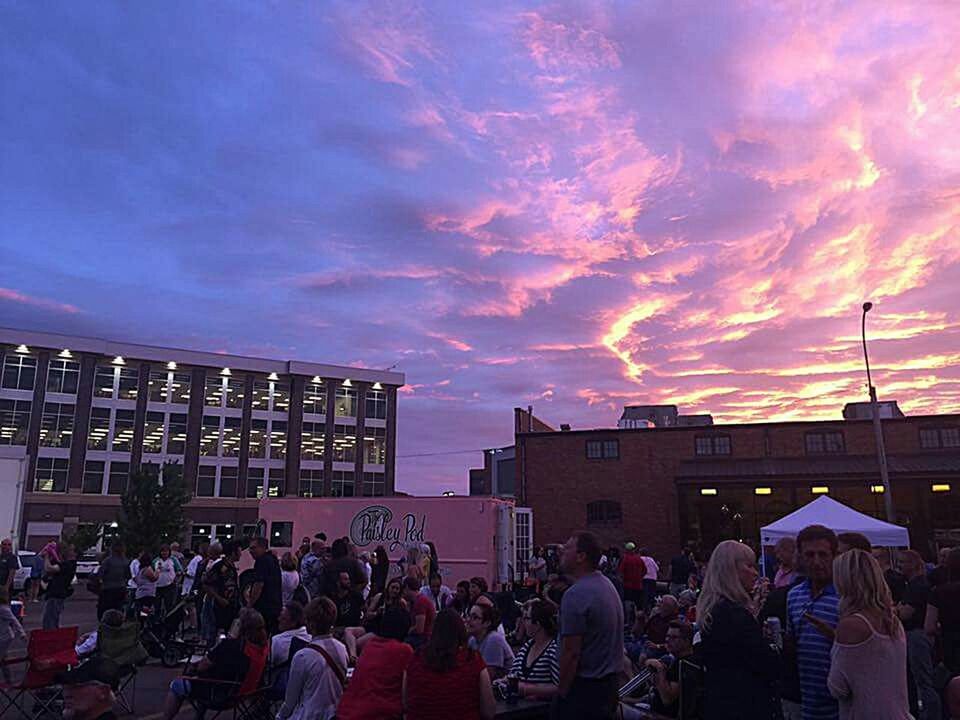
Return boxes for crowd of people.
[2,525,960,720]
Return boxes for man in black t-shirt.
[0,539,19,593]
[645,621,696,718]
[899,549,941,720]
[43,543,77,629]
[333,570,364,629]
[246,537,282,634]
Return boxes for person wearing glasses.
[466,601,515,681]
[504,599,560,700]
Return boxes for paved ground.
[7,587,190,719]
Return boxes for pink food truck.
[257,496,532,588]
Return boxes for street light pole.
[862,302,895,522]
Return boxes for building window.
[270,421,287,460]
[35,457,68,493]
[272,383,290,413]
[303,382,327,415]
[0,399,31,446]
[1,354,36,391]
[197,465,216,497]
[46,358,80,395]
[219,466,238,498]
[39,402,74,448]
[362,471,385,497]
[331,470,355,497]
[586,439,618,460]
[586,500,622,527]
[805,431,845,455]
[117,368,139,401]
[921,427,960,449]
[251,381,270,411]
[249,419,267,459]
[82,460,105,494]
[333,425,356,463]
[107,461,129,495]
[204,377,223,407]
[301,422,325,461]
[148,372,169,403]
[695,435,732,456]
[94,366,115,398]
[200,416,220,457]
[221,417,242,458]
[363,426,386,465]
[299,469,324,497]
[167,413,187,455]
[365,390,387,420]
[270,522,293,548]
[170,373,191,404]
[335,387,357,417]
[112,410,135,452]
[246,467,264,499]
[143,412,165,454]
[224,380,245,409]
[88,407,110,450]
[268,468,285,497]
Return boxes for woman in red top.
[403,609,496,720]
[337,606,414,720]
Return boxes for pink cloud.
[0,288,80,315]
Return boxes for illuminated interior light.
[312,376,322,383]
[932,484,951,493]
[372,382,383,390]
[700,488,718,496]
[15,344,29,354]
[167,361,177,370]
[268,372,279,381]
[342,378,352,387]
[59,349,72,358]
[754,487,772,496]
[112,356,125,365]
[812,486,830,494]
[870,485,885,494]
[220,368,231,376]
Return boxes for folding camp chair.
[184,641,270,719]
[93,620,149,714]
[0,626,78,719]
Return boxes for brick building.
[514,407,960,562]
[0,328,403,549]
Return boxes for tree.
[64,523,103,554]
[117,462,190,557]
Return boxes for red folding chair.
[183,641,270,719]
[0,626,79,719]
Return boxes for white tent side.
[760,495,909,547]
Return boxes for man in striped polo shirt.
[787,524,840,720]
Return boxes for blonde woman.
[696,540,779,720]
[827,549,910,719]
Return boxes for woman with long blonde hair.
[696,541,779,719]
[828,549,909,719]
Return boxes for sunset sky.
[2,2,959,494]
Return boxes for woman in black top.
[926,547,960,672]
[370,546,389,598]
[696,540,779,720]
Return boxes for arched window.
[586,500,622,528]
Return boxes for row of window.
[1,354,389,419]
[33,457,385,498]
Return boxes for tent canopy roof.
[760,495,909,547]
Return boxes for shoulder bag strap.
[305,643,348,688]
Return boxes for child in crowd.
[0,588,26,682]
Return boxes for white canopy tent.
[760,495,910,547]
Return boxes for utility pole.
[862,302,895,522]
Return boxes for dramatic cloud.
[2,1,959,493]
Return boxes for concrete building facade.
[0,328,403,549]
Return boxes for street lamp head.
[862,301,873,313]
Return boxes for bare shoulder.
[835,615,872,644]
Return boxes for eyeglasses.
[468,613,483,620]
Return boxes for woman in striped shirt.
[507,599,560,700]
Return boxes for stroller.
[138,598,195,667]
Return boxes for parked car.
[13,550,35,593]
[75,552,100,578]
